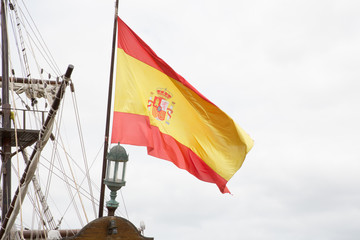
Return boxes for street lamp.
[104,143,128,216]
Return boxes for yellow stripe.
[114,49,253,180]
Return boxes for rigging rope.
[57,125,89,224]
[35,143,105,222]
[37,157,100,205]
[42,96,85,227]
[18,0,61,75]
[9,0,31,79]
[70,88,97,219]
[9,0,58,109]
[10,164,43,231]
[10,76,25,239]
[43,103,61,201]
[51,142,85,227]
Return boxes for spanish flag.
[111,17,253,193]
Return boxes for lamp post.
[104,143,128,216]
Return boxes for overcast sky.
[16,0,360,239]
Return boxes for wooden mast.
[1,0,12,224]
[99,0,119,218]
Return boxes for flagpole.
[99,0,119,218]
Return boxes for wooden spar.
[0,65,74,240]
[21,229,80,239]
[0,76,59,85]
[99,0,119,218]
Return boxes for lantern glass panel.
[107,160,115,181]
[115,162,124,182]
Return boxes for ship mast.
[1,0,12,222]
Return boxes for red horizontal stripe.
[111,111,230,193]
[117,17,214,105]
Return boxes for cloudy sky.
[13,0,360,239]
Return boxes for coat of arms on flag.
[148,88,174,124]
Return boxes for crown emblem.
[156,88,172,99]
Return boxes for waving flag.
[111,17,253,193]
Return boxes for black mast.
[98,0,119,218]
[1,0,12,222]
